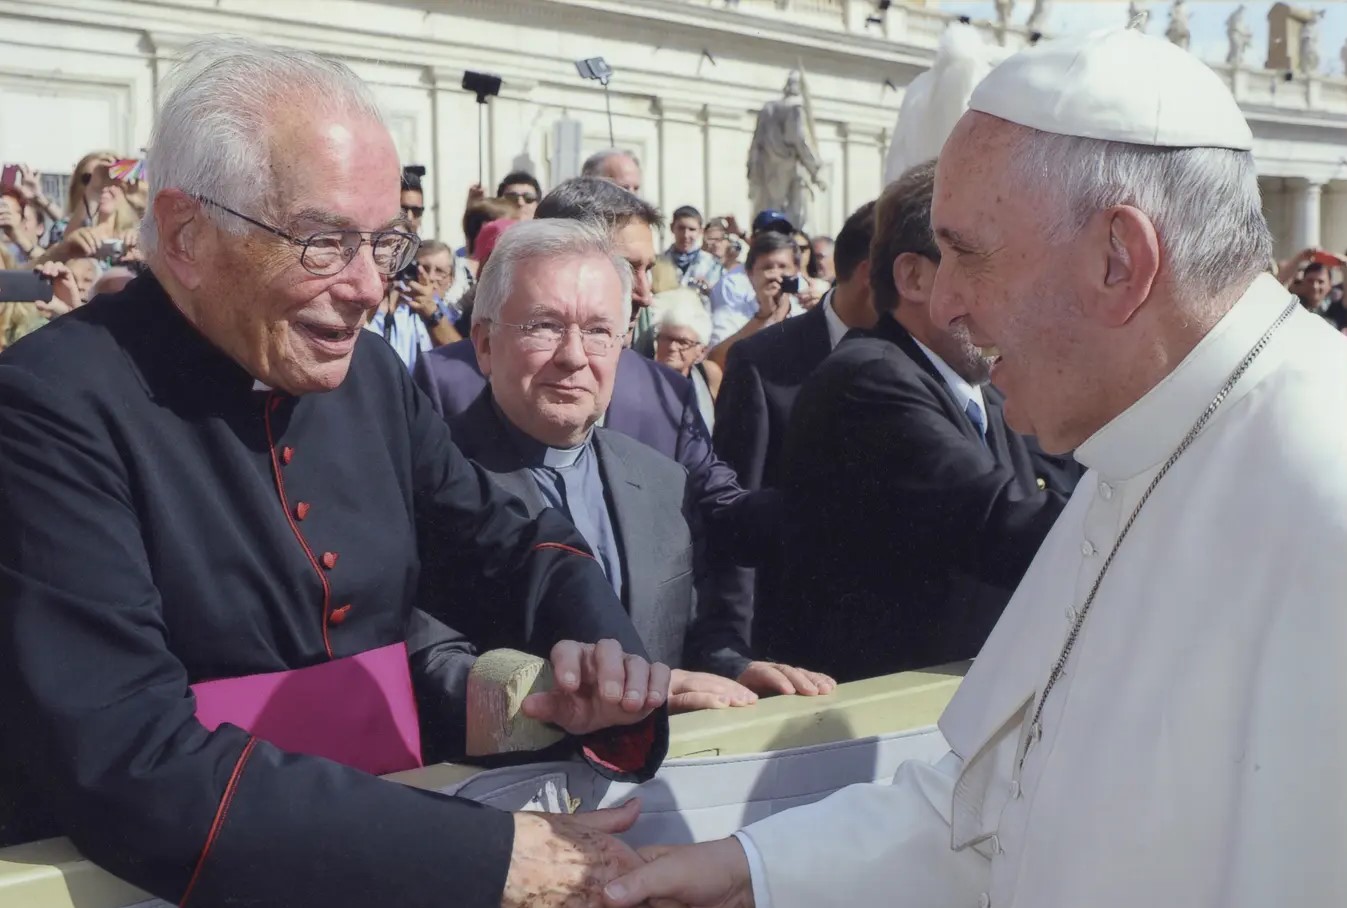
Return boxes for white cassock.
[736,273,1347,907]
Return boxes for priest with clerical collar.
[410,218,833,720]
[0,37,673,908]
[604,28,1347,908]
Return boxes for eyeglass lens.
[302,231,416,276]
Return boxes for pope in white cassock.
[604,27,1347,908]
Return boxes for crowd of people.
[0,23,1344,908]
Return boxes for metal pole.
[478,101,487,186]
[603,82,615,147]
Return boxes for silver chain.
[1017,298,1298,774]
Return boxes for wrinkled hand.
[604,837,755,908]
[32,261,80,318]
[795,277,829,310]
[737,661,836,697]
[520,639,669,737]
[504,799,647,908]
[669,668,757,712]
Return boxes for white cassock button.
[1010,779,1022,799]
[1081,540,1096,557]
[1066,606,1078,622]
[979,893,992,908]
[1099,481,1113,500]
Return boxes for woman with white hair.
[653,287,721,430]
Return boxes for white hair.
[471,219,633,326]
[654,288,712,346]
[1007,127,1272,301]
[581,148,641,177]
[140,36,390,255]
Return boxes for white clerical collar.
[822,290,848,350]
[252,379,271,391]
[912,337,986,423]
[1075,273,1296,482]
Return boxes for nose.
[551,325,589,370]
[633,268,652,307]
[928,261,966,330]
[332,244,387,312]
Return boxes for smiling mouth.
[299,322,359,342]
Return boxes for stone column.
[654,99,709,216]
[704,104,751,222]
[1295,178,1324,251]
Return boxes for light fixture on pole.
[575,57,616,147]
[462,70,502,186]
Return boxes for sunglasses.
[502,191,539,204]
[402,205,425,218]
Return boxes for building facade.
[2,0,1346,255]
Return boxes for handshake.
[505,801,753,908]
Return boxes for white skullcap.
[968,29,1253,150]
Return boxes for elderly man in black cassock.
[0,36,672,908]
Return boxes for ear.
[470,320,492,379]
[152,189,206,291]
[1097,206,1159,328]
[893,252,937,305]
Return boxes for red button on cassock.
[329,604,352,625]
[282,446,294,465]
[295,501,310,521]
[321,551,339,570]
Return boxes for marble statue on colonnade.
[1226,5,1252,66]
[747,70,827,231]
[1127,0,1151,32]
[1300,10,1324,75]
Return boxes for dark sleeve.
[404,372,666,780]
[411,349,447,418]
[681,473,754,680]
[0,366,514,908]
[824,359,1066,589]
[712,344,769,489]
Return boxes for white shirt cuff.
[732,830,774,908]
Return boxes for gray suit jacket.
[416,390,749,679]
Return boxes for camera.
[780,275,800,295]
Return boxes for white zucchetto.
[969,29,1254,150]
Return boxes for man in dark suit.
[712,203,878,635]
[760,160,1081,681]
[409,219,834,713]
[714,200,878,491]
[416,178,828,699]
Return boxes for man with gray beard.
[755,159,1078,682]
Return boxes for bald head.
[582,150,642,195]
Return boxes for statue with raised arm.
[1339,35,1347,77]
[1165,0,1190,50]
[1300,10,1324,75]
[1226,5,1251,66]
[747,70,826,231]
[1026,0,1052,34]
[1127,0,1150,32]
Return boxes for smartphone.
[780,275,800,294]
[0,270,53,304]
[96,238,125,260]
[0,165,19,191]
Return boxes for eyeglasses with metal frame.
[197,196,420,277]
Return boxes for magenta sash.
[191,641,423,776]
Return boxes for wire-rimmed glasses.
[488,318,624,356]
[197,196,420,277]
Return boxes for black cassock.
[0,274,664,908]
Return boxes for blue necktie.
[965,398,988,447]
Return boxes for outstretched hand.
[604,837,756,908]
[520,639,670,737]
